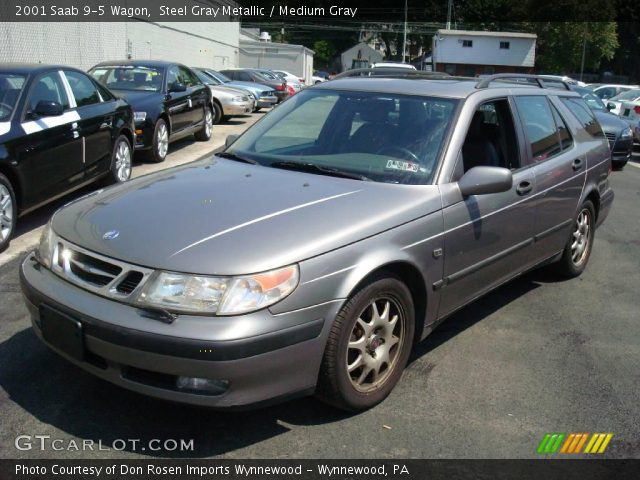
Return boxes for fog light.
[176,376,229,395]
[135,129,143,135]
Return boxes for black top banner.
[0,0,629,22]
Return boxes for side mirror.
[458,166,513,197]
[607,102,615,111]
[169,83,187,93]
[34,100,64,117]
[225,134,239,148]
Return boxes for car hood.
[209,85,250,98]
[52,157,440,275]
[110,89,162,111]
[227,81,272,93]
[594,110,629,135]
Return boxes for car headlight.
[133,111,147,122]
[621,127,632,138]
[232,96,245,102]
[136,265,299,315]
[36,220,55,268]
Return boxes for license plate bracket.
[40,305,85,362]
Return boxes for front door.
[17,71,83,209]
[165,65,193,134]
[439,98,538,317]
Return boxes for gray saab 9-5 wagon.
[21,73,613,411]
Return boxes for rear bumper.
[20,254,338,408]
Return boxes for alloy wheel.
[205,109,213,137]
[114,140,132,182]
[157,123,169,159]
[347,297,404,392]
[0,184,14,242]
[571,208,591,266]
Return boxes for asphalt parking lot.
[0,130,638,459]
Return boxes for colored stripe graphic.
[541,433,613,454]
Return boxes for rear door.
[512,95,586,262]
[439,98,538,317]
[16,70,83,208]
[63,70,113,180]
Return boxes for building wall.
[340,42,383,72]
[0,21,240,70]
[239,42,314,84]
[434,34,536,68]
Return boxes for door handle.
[516,180,533,196]
[572,158,583,171]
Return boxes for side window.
[560,97,604,138]
[167,66,179,90]
[64,71,101,107]
[178,66,200,87]
[514,96,562,162]
[461,99,520,173]
[596,87,615,99]
[28,72,69,112]
[550,104,573,152]
[238,72,252,82]
[94,81,114,101]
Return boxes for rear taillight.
[633,105,640,114]
[275,84,285,91]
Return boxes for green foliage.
[313,40,336,67]
[527,22,618,73]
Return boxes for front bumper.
[20,254,338,408]
[133,121,155,151]
[222,101,253,116]
[612,136,633,164]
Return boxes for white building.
[432,29,537,76]
[0,20,240,71]
[239,29,314,84]
[339,42,384,72]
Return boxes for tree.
[312,40,336,68]
[528,22,618,74]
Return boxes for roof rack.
[475,74,572,90]
[333,68,452,80]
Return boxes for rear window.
[560,97,604,138]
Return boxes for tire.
[316,274,415,411]
[553,200,596,278]
[221,115,231,122]
[145,118,169,163]
[253,107,261,113]
[194,106,213,141]
[211,102,222,125]
[0,173,17,253]
[612,161,626,171]
[104,134,132,185]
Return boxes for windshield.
[226,89,457,185]
[0,73,26,121]
[208,70,231,83]
[90,65,164,92]
[610,89,640,102]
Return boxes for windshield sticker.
[385,160,419,173]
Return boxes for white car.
[371,62,417,70]
[273,70,304,91]
[617,98,640,141]
[591,84,639,100]
[605,88,640,115]
[538,75,587,87]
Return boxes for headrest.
[358,98,395,123]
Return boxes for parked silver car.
[192,68,253,123]
[21,73,613,411]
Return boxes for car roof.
[91,60,177,69]
[313,76,581,100]
[0,63,84,75]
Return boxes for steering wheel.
[376,146,420,164]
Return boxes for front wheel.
[316,275,415,411]
[0,173,17,253]
[195,107,213,141]
[145,119,169,163]
[104,135,132,185]
[553,200,596,278]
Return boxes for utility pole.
[446,0,453,30]
[402,0,408,63]
[580,23,588,81]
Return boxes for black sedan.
[219,69,289,103]
[89,61,213,163]
[572,86,633,170]
[0,63,134,252]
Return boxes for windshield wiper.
[270,161,370,181]
[216,151,258,164]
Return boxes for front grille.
[604,132,617,150]
[52,238,153,301]
[261,91,276,97]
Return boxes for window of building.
[462,40,473,47]
[500,41,510,49]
